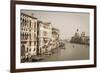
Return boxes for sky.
[21,10,90,40]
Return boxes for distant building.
[20,13,38,59]
[70,29,89,45]
[80,32,89,45]
[70,29,80,43]
[75,29,80,37]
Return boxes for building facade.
[52,27,59,50]
[81,32,89,45]
[70,29,89,45]
[20,12,60,61]
[20,13,38,59]
[37,21,52,55]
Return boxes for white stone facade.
[38,21,52,55]
[20,13,37,58]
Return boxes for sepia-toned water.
[41,42,89,62]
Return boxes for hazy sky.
[21,10,89,40]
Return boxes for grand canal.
[40,42,89,62]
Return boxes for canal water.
[41,42,89,62]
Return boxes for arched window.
[21,17,23,27]
[21,45,25,56]
[34,21,37,32]
[34,48,36,51]
[26,33,28,40]
[29,48,31,51]
[25,33,27,40]
[22,18,24,27]
[25,17,26,26]
[29,33,31,40]
[23,32,25,40]
[23,16,25,26]
[29,41,31,46]
[26,47,28,52]
[29,20,31,28]
[25,33,28,40]
[26,19,28,27]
